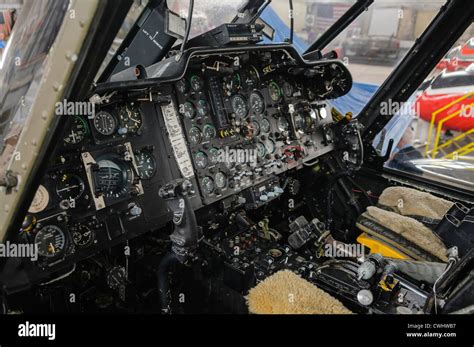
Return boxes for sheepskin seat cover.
[359,206,448,262]
[378,186,453,220]
[246,270,352,314]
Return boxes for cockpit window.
[376,23,474,191]
[166,0,249,39]
[0,1,69,179]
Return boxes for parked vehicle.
[436,38,474,71]
[416,68,474,132]
[341,35,400,62]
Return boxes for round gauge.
[188,126,202,145]
[93,111,117,136]
[282,81,294,98]
[201,176,215,195]
[190,75,204,92]
[34,225,66,258]
[28,185,50,214]
[215,172,227,189]
[194,151,208,170]
[196,99,210,117]
[249,91,265,114]
[209,147,220,165]
[231,95,248,120]
[242,65,260,89]
[256,142,266,158]
[63,116,88,146]
[231,73,241,90]
[203,124,216,140]
[56,174,85,201]
[260,118,271,133]
[71,224,94,248]
[94,155,134,198]
[277,116,290,132]
[241,122,256,140]
[134,151,156,180]
[268,81,282,102]
[293,113,306,138]
[251,121,260,136]
[225,73,242,93]
[180,101,196,119]
[265,139,276,154]
[176,78,189,94]
[118,104,143,133]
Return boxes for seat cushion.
[246,270,352,314]
[378,186,453,224]
[357,206,448,262]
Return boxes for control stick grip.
[159,179,200,258]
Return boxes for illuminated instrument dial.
[231,95,248,120]
[63,116,88,145]
[94,155,134,198]
[190,74,204,92]
[215,172,227,189]
[56,174,85,201]
[249,91,265,114]
[203,124,216,140]
[71,224,94,248]
[196,99,210,117]
[118,104,143,133]
[194,151,208,170]
[268,81,282,102]
[93,111,117,136]
[201,176,215,195]
[28,185,50,214]
[34,225,66,258]
[180,101,196,119]
[260,118,271,133]
[134,151,156,180]
[188,126,202,145]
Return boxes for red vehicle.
[416,68,474,132]
[436,38,474,71]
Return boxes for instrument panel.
[173,49,349,205]
[17,45,351,282]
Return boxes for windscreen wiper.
[303,0,373,59]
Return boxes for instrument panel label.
[161,102,195,179]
